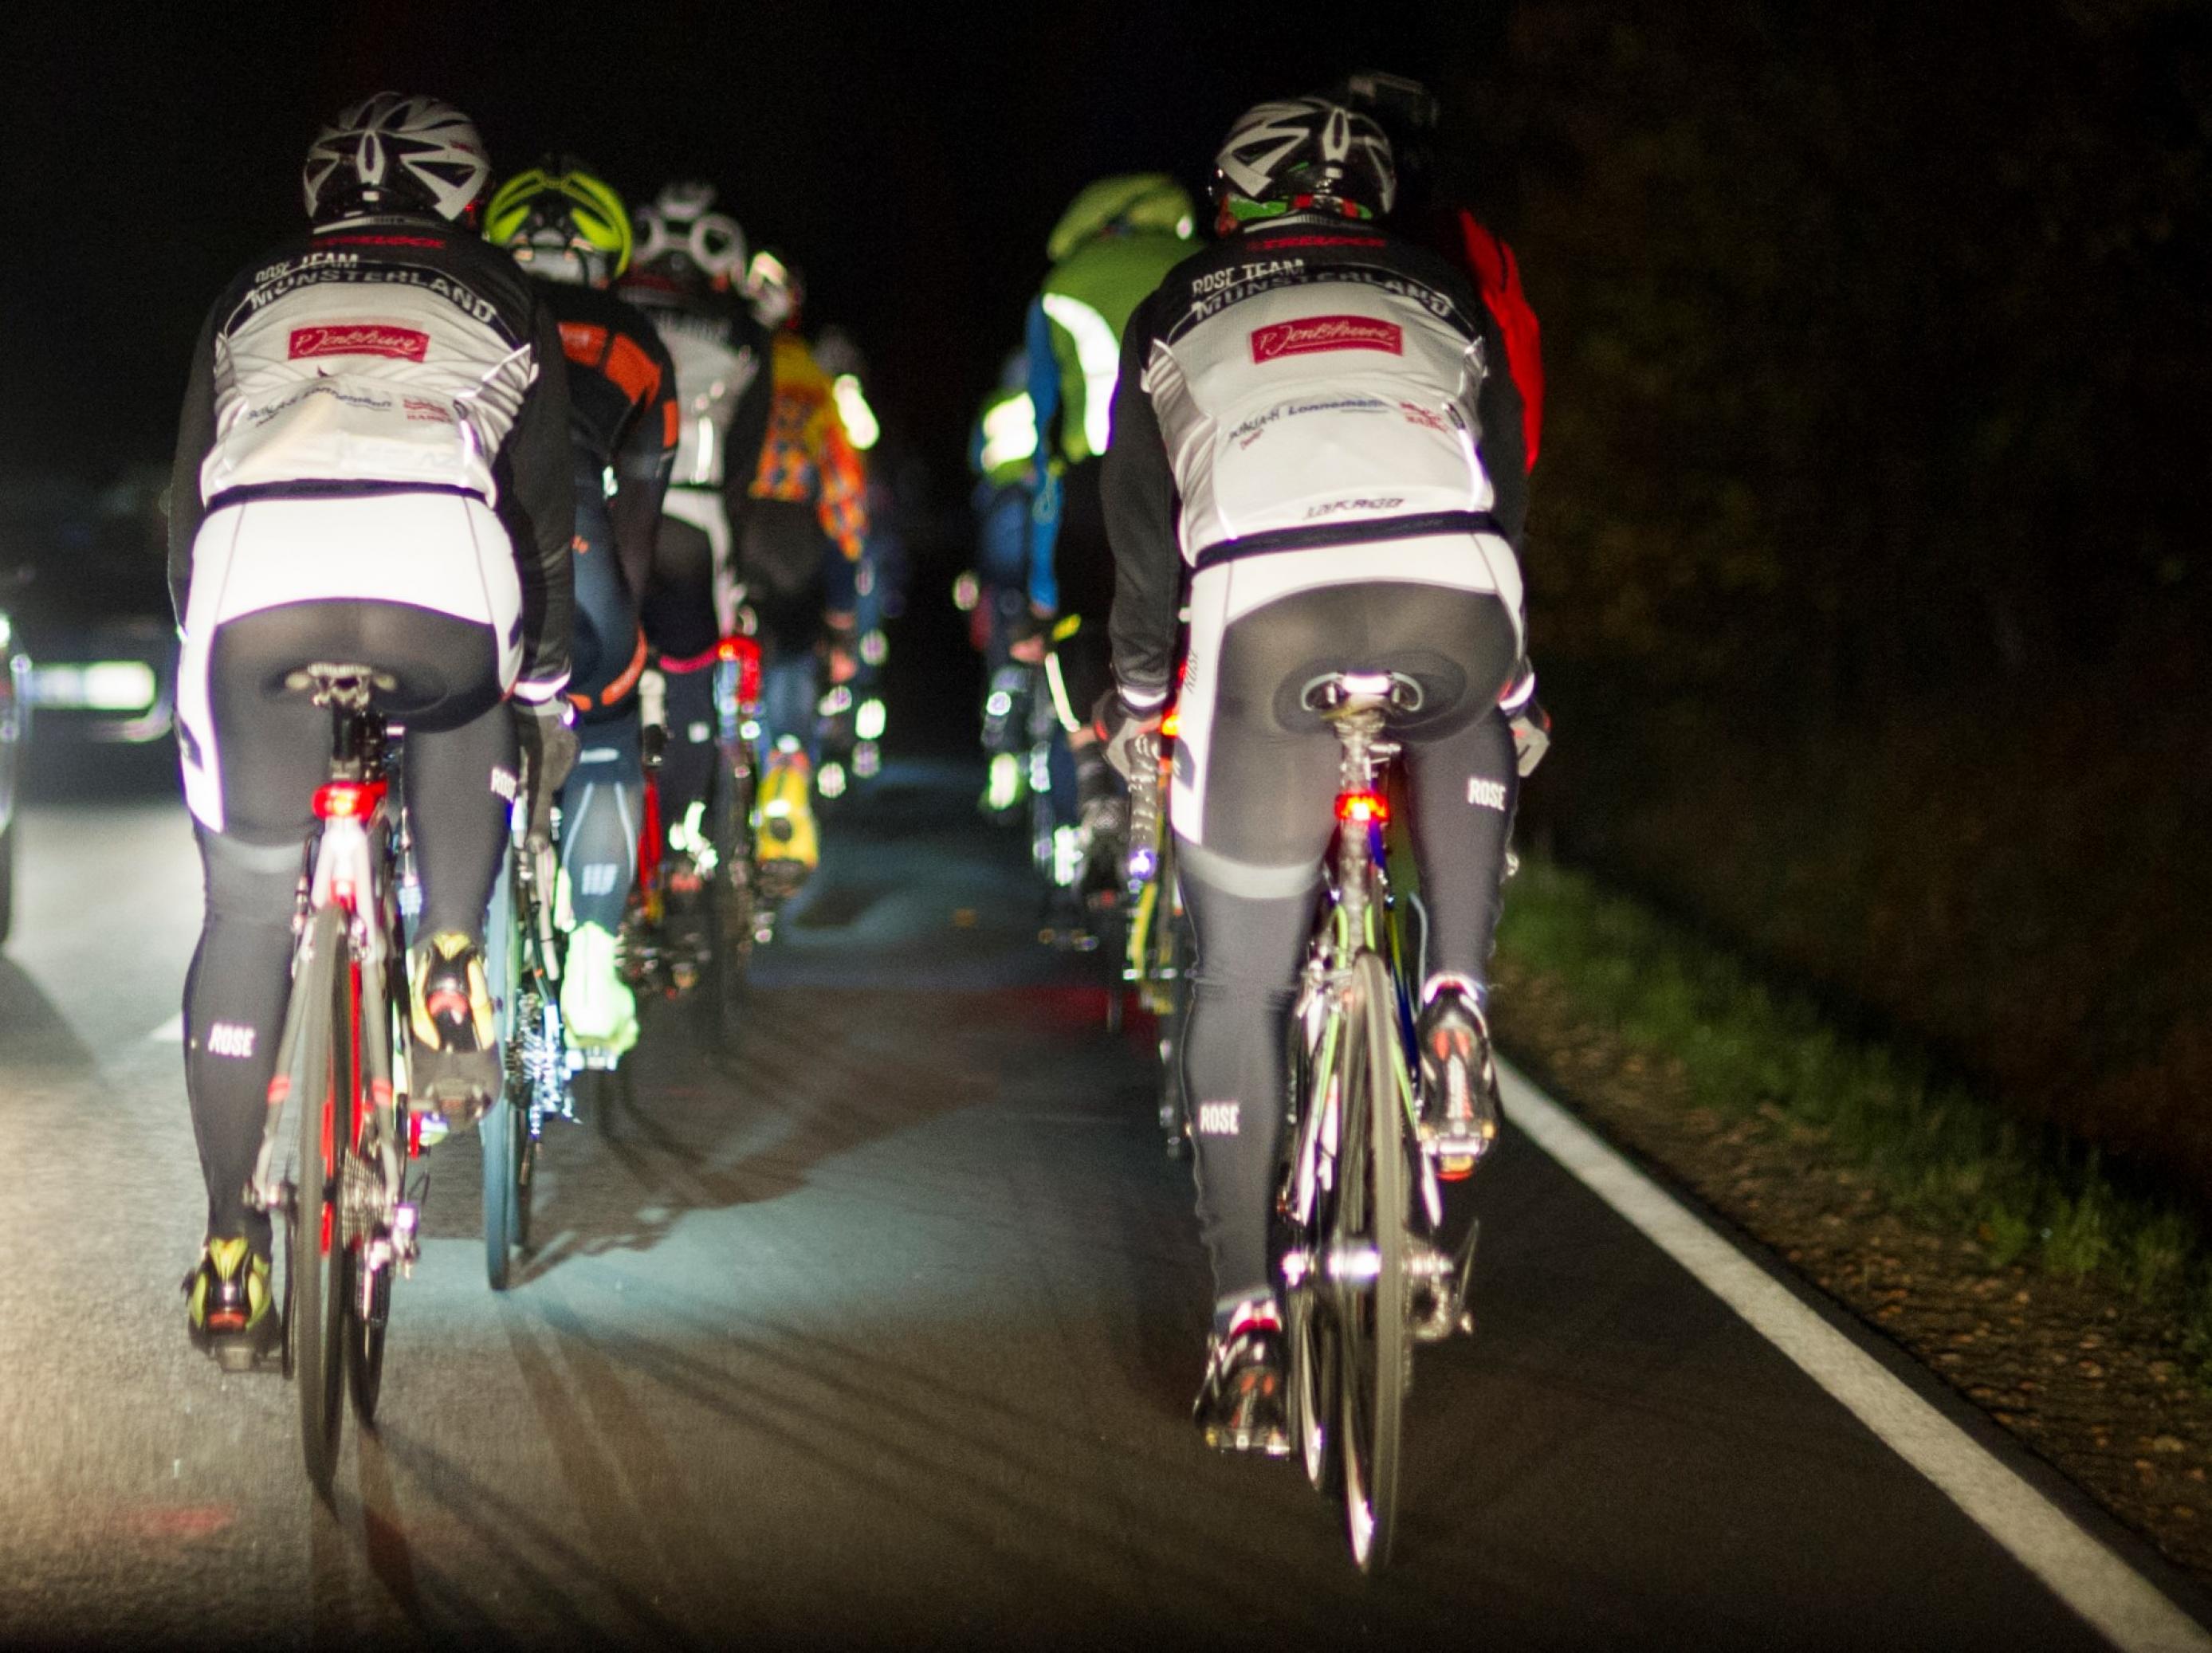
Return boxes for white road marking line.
[147,1013,183,1044]
[1499,1058,2212,1653]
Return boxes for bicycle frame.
[247,680,418,1298]
[1280,679,1479,1333]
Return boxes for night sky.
[2,0,1504,491]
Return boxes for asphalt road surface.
[2,757,2207,1651]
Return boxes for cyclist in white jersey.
[1098,97,1548,1451]
[170,94,576,1363]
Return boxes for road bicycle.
[1275,670,1483,1571]
[245,663,425,1491]
[664,634,764,1052]
[581,634,766,1064]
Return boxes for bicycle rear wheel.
[1338,950,1410,1571]
[342,946,390,1425]
[513,1125,536,1250]
[292,905,345,1490]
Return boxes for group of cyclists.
[175,71,1549,1468]
[176,94,879,1360]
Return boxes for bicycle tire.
[513,1125,536,1251]
[481,1093,517,1290]
[481,853,518,1289]
[578,1065,620,1140]
[701,750,755,1054]
[342,946,387,1426]
[1338,949,1409,1571]
[292,905,344,1491]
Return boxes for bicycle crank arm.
[1412,1219,1481,1345]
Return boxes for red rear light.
[717,634,763,703]
[1336,789,1389,826]
[312,781,382,820]
[1160,705,1181,740]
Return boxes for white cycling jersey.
[1144,281,1494,557]
[201,252,536,508]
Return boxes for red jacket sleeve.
[1457,210,1544,473]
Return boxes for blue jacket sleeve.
[1023,296,1062,613]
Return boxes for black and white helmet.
[633,180,749,291]
[302,92,492,225]
[1212,96,1397,218]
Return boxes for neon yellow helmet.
[1045,174,1196,263]
[485,156,633,286]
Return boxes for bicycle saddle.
[1300,670,1424,717]
[283,662,398,710]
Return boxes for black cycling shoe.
[408,931,500,1132]
[1193,1313,1291,1458]
[184,1237,281,1372]
[1417,984,1503,1179]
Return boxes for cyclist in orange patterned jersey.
[740,249,866,883]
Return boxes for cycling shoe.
[1193,1302,1291,1458]
[1417,981,1502,1179]
[184,1236,281,1372]
[408,931,499,1130]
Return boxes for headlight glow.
[29,660,158,712]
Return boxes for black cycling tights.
[1176,580,1520,1311]
[183,599,511,1251]
[557,707,643,936]
[642,513,720,846]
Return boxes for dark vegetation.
[1445,2,2212,1207]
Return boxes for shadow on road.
[0,960,95,1072]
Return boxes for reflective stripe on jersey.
[1040,293,1121,458]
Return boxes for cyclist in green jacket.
[1021,175,1195,881]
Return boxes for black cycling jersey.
[617,272,772,532]
[537,280,680,597]
[170,214,577,697]
[1102,216,1529,705]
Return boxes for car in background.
[0,595,27,945]
[4,465,178,768]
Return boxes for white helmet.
[632,181,749,290]
[302,92,492,225]
[1213,96,1396,218]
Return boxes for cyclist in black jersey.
[486,159,679,1058]
[619,182,773,870]
[171,94,576,1362]
[1098,97,1546,1451]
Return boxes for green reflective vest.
[1038,229,1192,466]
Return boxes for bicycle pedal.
[214,1342,262,1376]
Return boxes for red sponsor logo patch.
[288,324,430,363]
[1249,315,1404,363]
